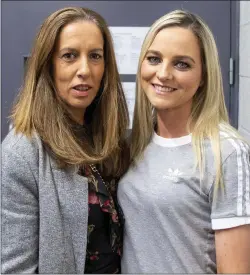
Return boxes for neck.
[70,109,85,126]
[156,107,192,138]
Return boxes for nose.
[77,57,90,78]
[156,63,173,81]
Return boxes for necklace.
[89,164,110,193]
[89,164,125,227]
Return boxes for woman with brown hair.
[2,7,129,274]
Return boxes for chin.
[149,99,171,111]
[154,105,171,111]
[72,99,94,109]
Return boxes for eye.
[61,52,77,61]
[146,56,161,65]
[175,61,190,70]
[90,53,103,60]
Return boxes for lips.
[73,84,92,91]
[153,84,177,93]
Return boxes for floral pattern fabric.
[81,165,123,274]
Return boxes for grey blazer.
[2,130,89,273]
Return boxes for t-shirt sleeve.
[210,140,250,230]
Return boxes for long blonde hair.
[131,9,242,187]
[11,7,129,177]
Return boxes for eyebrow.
[90,48,104,53]
[174,55,195,64]
[59,47,104,53]
[146,50,196,63]
[146,50,162,56]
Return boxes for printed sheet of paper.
[109,27,150,74]
[122,82,136,128]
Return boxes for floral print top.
[81,165,123,274]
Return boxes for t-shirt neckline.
[152,132,192,147]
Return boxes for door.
[1,1,236,140]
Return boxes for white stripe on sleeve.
[220,132,247,216]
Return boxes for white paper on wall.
[109,27,150,75]
[122,82,136,129]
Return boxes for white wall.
[239,1,250,142]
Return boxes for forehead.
[149,26,201,57]
[56,20,104,48]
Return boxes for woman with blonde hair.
[118,10,250,273]
[2,7,129,274]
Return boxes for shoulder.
[219,129,250,164]
[2,129,45,176]
[1,130,43,203]
[2,129,42,158]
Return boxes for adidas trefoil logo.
[163,168,183,183]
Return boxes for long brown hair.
[11,7,129,177]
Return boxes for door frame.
[229,0,240,128]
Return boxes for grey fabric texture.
[118,132,250,273]
[2,130,89,274]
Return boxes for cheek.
[177,71,202,90]
[53,66,72,98]
[54,63,72,84]
[99,66,105,80]
[94,65,105,83]
[141,62,154,82]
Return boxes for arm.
[2,147,39,273]
[210,139,250,273]
[215,225,250,273]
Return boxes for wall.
[239,1,250,142]
[0,1,236,139]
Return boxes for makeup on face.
[53,21,105,124]
[141,26,202,114]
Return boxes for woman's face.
[141,26,203,116]
[53,20,105,124]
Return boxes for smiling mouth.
[152,84,177,93]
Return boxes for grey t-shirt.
[118,131,250,273]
